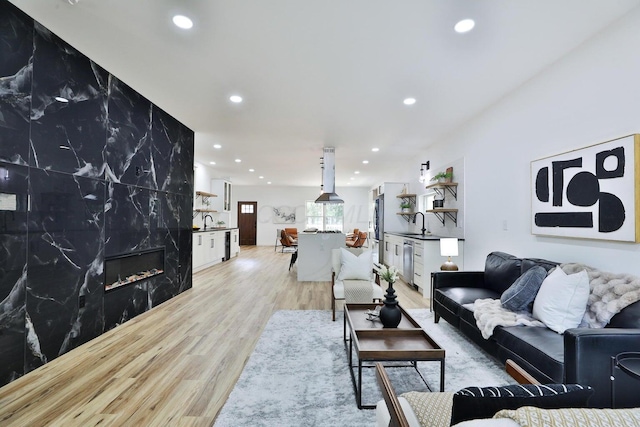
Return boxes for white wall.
[419,8,640,274]
[233,185,370,246]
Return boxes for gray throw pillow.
[500,266,547,312]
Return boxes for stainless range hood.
[315,147,344,203]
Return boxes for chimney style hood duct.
[315,147,344,203]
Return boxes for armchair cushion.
[332,280,384,300]
[337,248,372,281]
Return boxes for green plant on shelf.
[430,171,452,182]
[399,202,412,209]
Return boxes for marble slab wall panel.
[105,182,151,257]
[151,106,195,195]
[106,77,153,188]
[29,24,109,178]
[0,2,33,165]
[25,169,105,373]
[0,162,28,386]
[0,0,195,386]
[149,191,180,306]
[103,282,149,332]
[178,193,193,292]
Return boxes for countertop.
[384,232,464,241]
[192,227,238,233]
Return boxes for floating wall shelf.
[194,191,219,218]
[425,182,458,200]
[425,208,458,226]
[396,194,417,222]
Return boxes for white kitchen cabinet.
[193,233,206,270]
[413,239,464,298]
[211,179,232,212]
[193,231,225,273]
[231,229,240,257]
[383,233,404,275]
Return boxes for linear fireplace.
[105,247,165,292]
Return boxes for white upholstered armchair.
[331,248,384,321]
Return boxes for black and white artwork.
[531,135,639,242]
[272,206,296,224]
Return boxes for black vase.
[379,280,401,328]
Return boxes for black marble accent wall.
[0,0,194,386]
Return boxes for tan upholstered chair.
[331,248,383,321]
[346,231,368,248]
[345,228,359,245]
[280,229,298,252]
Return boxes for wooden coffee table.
[344,303,445,409]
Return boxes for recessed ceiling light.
[54,96,69,103]
[354,171,360,174]
[213,144,222,149]
[209,161,216,165]
[259,176,264,179]
[371,148,379,152]
[229,95,243,103]
[235,159,241,163]
[362,160,369,164]
[249,169,255,172]
[454,19,475,33]
[403,98,416,106]
[172,15,193,30]
[350,177,354,180]
[267,181,272,184]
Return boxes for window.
[240,204,254,214]
[305,201,343,231]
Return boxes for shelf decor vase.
[379,280,401,328]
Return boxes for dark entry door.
[238,201,257,245]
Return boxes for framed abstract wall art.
[531,134,640,242]
[272,206,296,224]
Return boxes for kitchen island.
[297,231,346,281]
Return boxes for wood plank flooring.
[0,246,429,426]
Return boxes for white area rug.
[213,309,515,427]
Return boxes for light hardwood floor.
[0,246,429,426]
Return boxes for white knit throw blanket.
[342,280,372,303]
[472,299,545,339]
[560,263,640,328]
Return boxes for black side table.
[611,352,640,408]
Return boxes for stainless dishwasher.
[403,240,414,286]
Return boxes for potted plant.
[215,220,226,228]
[399,202,412,213]
[430,171,453,183]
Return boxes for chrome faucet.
[203,214,213,229]
[413,212,427,235]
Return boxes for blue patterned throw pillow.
[451,383,593,424]
[500,266,547,312]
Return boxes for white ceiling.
[9,0,640,188]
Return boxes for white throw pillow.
[532,267,590,334]
[337,248,372,281]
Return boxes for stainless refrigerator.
[374,182,410,263]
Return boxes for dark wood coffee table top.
[346,303,422,330]
[344,303,444,361]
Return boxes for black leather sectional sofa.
[433,251,640,408]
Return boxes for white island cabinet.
[297,232,346,281]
